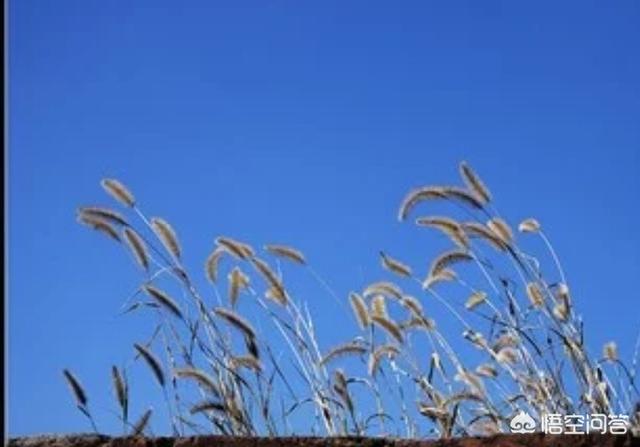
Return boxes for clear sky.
[8,0,640,436]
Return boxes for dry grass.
[65,164,640,438]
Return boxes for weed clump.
[66,162,640,438]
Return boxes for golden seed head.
[556,283,571,306]
[174,368,219,395]
[111,366,127,412]
[475,364,498,378]
[368,344,400,376]
[371,315,403,343]
[62,369,88,407]
[264,244,306,265]
[465,291,487,310]
[553,302,569,322]
[518,218,541,233]
[416,216,469,248]
[603,341,618,362]
[462,222,508,251]
[496,347,519,365]
[251,257,287,306]
[459,161,492,205]
[216,237,255,260]
[422,268,457,289]
[143,285,183,319]
[487,218,513,244]
[320,341,367,366]
[78,206,128,226]
[526,283,545,308]
[349,293,370,329]
[77,213,121,242]
[214,307,257,340]
[428,249,472,279]
[123,228,149,271]
[380,252,412,277]
[370,295,388,319]
[228,267,250,307]
[133,343,165,387]
[398,186,446,221]
[151,217,181,259]
[101,178,135,207]
[400,295,423,316]
[205,247,226,283]
[363,281,403,300]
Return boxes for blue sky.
[8,0,640,436]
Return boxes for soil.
[7,434,640,447]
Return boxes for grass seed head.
[132,409,152,436]
[380,251,412,277]
[190,401,226,415]
[370,295,388,319]
[111,366,127,413]
[151,217,181,259]
[400,295,424,317]
[349,292,370,329]
[62,369,88,408]
[526,283,544,308]
[143,285,183,319]
[415,216,469,248]
[320,341,367,366]
[423,268,457,289]
[459,161,492,205]
[368,344,400,376]
[78,206,128,226]
[487,218,513,244]
[264,244,306,265]
[465,291,487,310]
[398,186,447,221]
[123,228,149,270]
[134,343,165,387]
[228,267,250,307]
[371,315,404,343]
[230,355,262,373]
[440,186,484,209]
[519,218,541,233]
[175,368,220,395]
[205,246,226,283]
[603,342,618,362]
[553,302,570,322]
[216,237,255,260]
[475,364,498,378]
[496,347,519,365]
[363,281,403,300]
[77,214,121,242]
[251,257,287,305]
[101,178,136,207]
[214,307,257,340]
[463,222,508,251]
[429,249,472,278]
